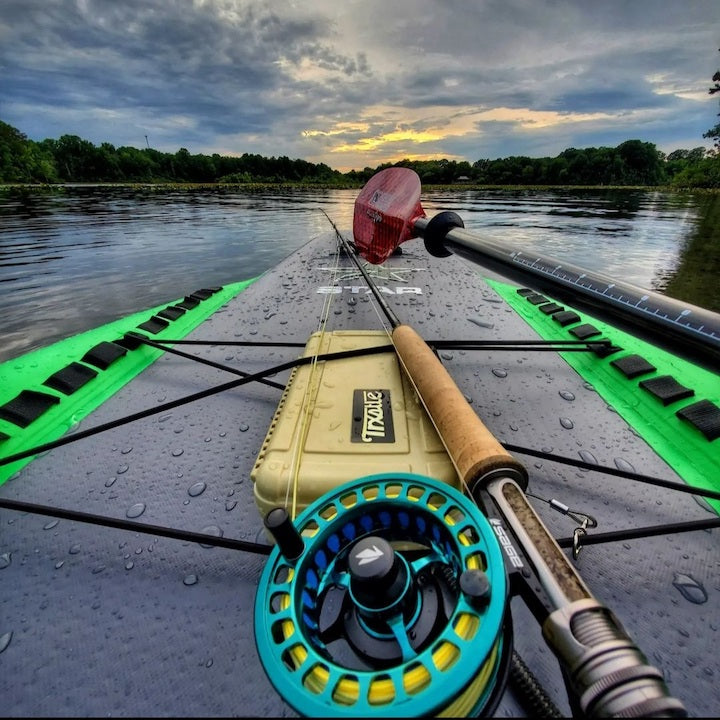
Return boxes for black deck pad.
[0,389,60,427]
[81,340,129,369]
[43,361,98,395]
[676,399,720,441]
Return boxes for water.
[1,185,719,364]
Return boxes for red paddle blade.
[353,167,426,264]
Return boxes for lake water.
[1,185,719,363]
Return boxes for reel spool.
[254,473,510,717]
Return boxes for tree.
[0,121,58,182]
[704,49,720,152]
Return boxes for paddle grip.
[392,324,527,489]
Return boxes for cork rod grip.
[392,324,527,487]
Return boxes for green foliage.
[466,140,668,186]
[1,118,719,188]
[703,49,720,151]
[670,157,720,188]
[0,121,58,182]
[0,121,347,185]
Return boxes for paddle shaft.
[414,215,720,369]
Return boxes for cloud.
[1,0,718,170]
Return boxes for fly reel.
[254,473,510,717]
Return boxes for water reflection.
[0,186,718,363]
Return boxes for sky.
[1,0,719,173]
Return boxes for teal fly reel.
[254,473,509,717]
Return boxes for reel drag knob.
[347,536,410,613]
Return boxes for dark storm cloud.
[0,0,359,147]
[1,0,718,168]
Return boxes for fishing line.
[321,209,402,329]
[285,227,345,517]
[320,211,568,718]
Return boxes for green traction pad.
[487,279,720,515]
[0,279,256,485]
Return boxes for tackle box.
[251,330,460,520]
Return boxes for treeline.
[0,121,345,185]
[347,141,719,188]
[1,119,719,188]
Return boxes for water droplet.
[204,437,212,443]
[54,560,64,569]
[239,423,249,432]
[69,544,81,555]
[171,448,184,457]
[0,553,11,569]
[559,390,575,401]
[188,481,206,497]
[205,658,214,668]
[692,494,715,514]
[541,446,554,453]
[492,368,508,378]
[92,564,105,575]
[105,477,116,488]
[559,417,574,429]
[225,500,237,511]
[184,574,199,586]
[579,450,598,465]
[440,351,454,361]
[173,425,184,434]
[200,525,223,549]
[125,561,134,571]
[509,423,519,431]
[672,572,708,604]
[0,632,12,654]
[613,457,636,474]
[126,503,146,519]
[43,519,59,530]
[117,463,129,474]
[158,414,173,423]
[468,318,495,329]
[121,446,133,455]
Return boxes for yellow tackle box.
[251,330,460,520]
